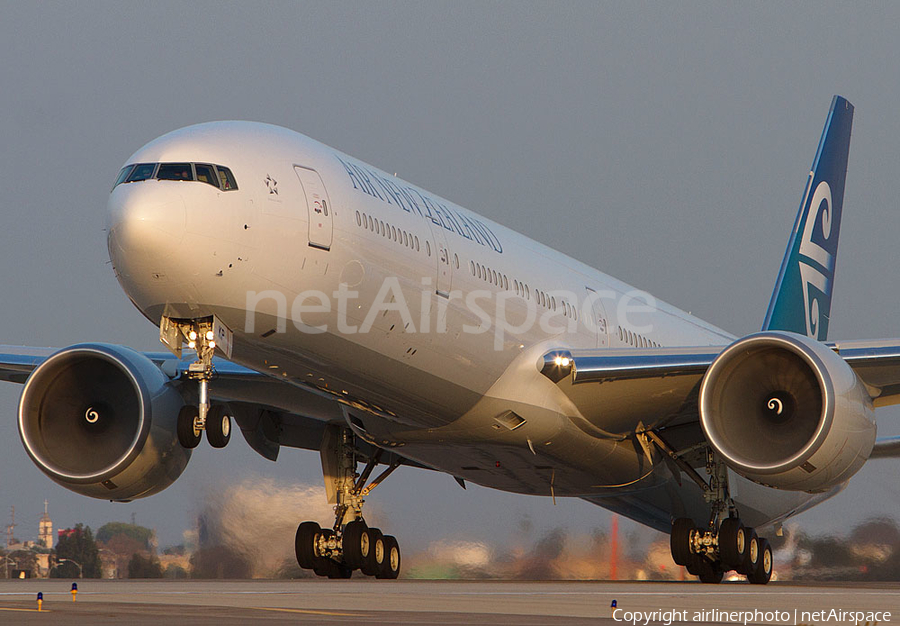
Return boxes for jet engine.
[18,343,190,501]
[699,331,875,492]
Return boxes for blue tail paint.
[762,95,854,341]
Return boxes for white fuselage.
[106,122,832,532]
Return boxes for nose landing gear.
[160,316,233,450]
[293,426,403,579]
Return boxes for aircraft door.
[585,287,609,347]
[426,221,452,297]
[294,165,332,250]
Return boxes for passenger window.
[157,163,194,181]
[195,163,219,188]
[126,163,157,183]
[415,236,419,251]
[426,241,431,256]
[113,165,135,189]
[216,165,238,190]
[454,253,459,269]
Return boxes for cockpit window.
[156,163,193,181]
[216,166,238,190]
[113,162,238,191]
[126,163,157,183]
[113,165,135,189]
[194,163,218,188]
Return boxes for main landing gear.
[161,317,233,451]
[294,427,403,579]
[670,515,773,584]
[660,443,773,584]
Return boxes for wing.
[0,345,369,463]
[541,339,900,455]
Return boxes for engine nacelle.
[18,343,190,501]
[699,332,875,492]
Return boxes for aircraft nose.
[106,183,186,283]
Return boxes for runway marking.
[253,607,365,617]
[0,607,51,613]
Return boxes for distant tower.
[38,500,53,549]
[5,506,15,548]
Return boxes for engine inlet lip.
[18,346,150,484]
[699,332,835,475]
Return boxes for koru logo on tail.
[798,180,833,339]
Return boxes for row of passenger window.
[352,208,579,324]
[468,261,578,321]
[617,326,659,348]
[113,162,238,191]
[355,210,428,256]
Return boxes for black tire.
[376,535,401,579]
[206,404,232,448]
[685,554,701,576]
[320,558,353,579]
[177,406,201,449]
[741,528,759,576]
[342,520,370,570]
[696,557,724,584]
[718,518,747,570]
[295,521,320,569]
[670,518,695,566]
[361,528,385,576]
[747,538,773,584]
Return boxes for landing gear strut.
[160,316,232,450]
[294,426,402,579]
[661,442,773,584]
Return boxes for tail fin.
[762,95,854,341]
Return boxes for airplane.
[4,95,899,584]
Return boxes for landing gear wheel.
[718,518,747,570]
[686,554,702,576]
[376,535,401,579]
[741,528,759,576]
[342,520,370,570]
[361,527,385,576]
[695,557,724,584]
[320,558,353,579]
[670,518,695,566]
[312,529,336,577]
[295,522,321,570]
[177,406,201,449]
[747,538,773,584]
[206,404,231,448]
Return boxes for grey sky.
[1,2,899,550]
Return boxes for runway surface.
[1,579,898,625]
